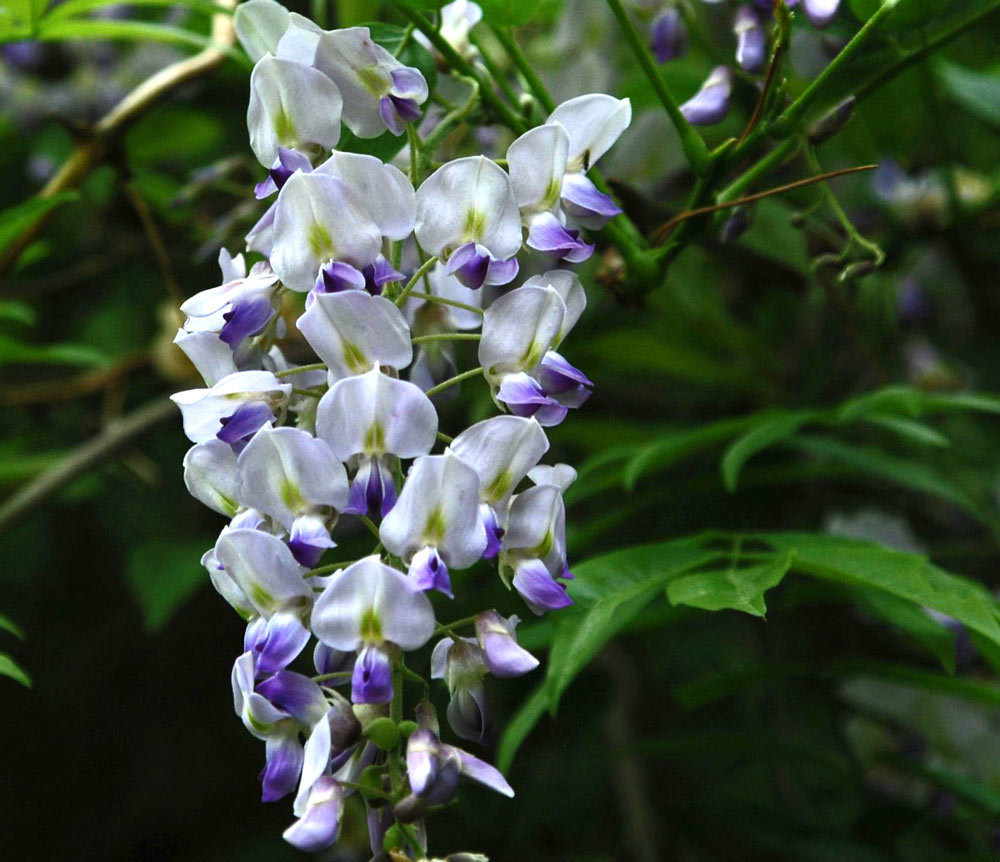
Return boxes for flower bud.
[807,96,855,146]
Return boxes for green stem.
[717,137,800,203]
[291,387,323,399]
[313,671,353,682]
[396,5,527,132]
[769,2,899,136]
[411,332,481,345]
[604,0,710,174]
[395,255,439,306]
[359,514,381,541]
[407,123,421,185]
[408,290,484,316]
[436,431,453,444]
[421,75,481,153]
[275,362,326,378]
[855,1,1000,103]
[433,614,478,636]
[468,31,522,108]
[490,25,555,113]
[424,366,483,398]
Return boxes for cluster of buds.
[634,0,843,126]
[170,0,631,856]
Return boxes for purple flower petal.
[256,671,328,726]
[245,612,311,675]
[560,173,622,229]
[680,66,733,126]
[526,213,595,263]
[391,66,429,100]
[803,0,840,28]
[282,776,343,852]
[311,260,367,302]
[512,558,573,614]
[255,147,313,200]
[497,372,569,427]
[651,8,687,63]
[362,254,404,295]
[452,746,515,797]
[220,295,275,347]
[314,641,354,680]
[288,515,336,568]
[409,546,453,598]
[261,731,304,802]
[734,7,767,72]
[445,242,491,290]
[351,644,393,704]
[217,401,273,451]
[475,610,539,678]
[480,504,505,560]
[344,457,398,518]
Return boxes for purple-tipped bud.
[680,66,733,126]
[409,546,453,598]
[512,558,573,614]
[380,93,424,136]
[219,295,275,347]
[345,456,398,518]
[352,644,394,704]
[537,351,593,408]
[475,611,539,678]
[288,515,336,568]
[560,173,622,229]
[310,260,367,303]
[734,6,767,72]
[255,671,327,726]
[807,96,855,145]
[719,206,753,244]
[651,8,687,63]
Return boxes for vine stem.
[490,25,556,113]
[604,0,710,174]
[394,255,439,306]
[275,362,327,378]
[424,366,484,398]
[407,290,484,316]
[768,1,900,136]
[651,163,877,246]
[411,332,481,345]
[0,0,238,279]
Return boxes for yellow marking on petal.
[541,177,562,210]
[308,222,334,259]
[358,64,389,95]
[484,470,512,502]
[360,607,382,643]
[342,339,369,375]
[363,423,386,454]
[280,478,305,512]
[273,107,295,144]
[423,507,447,544]
[464,208,486,239]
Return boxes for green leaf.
[477,0,552,25]
[836,385,925,422]
[863,415,950,447]
[622,417,752,491]
[721,410,819,492]
[0,653,31,687]
[495,682,548,774]
[41,0,230,24]
[758,533,1000,650]
[936,60,1000,128]
[0,335,108,368]
[848,0,968,29]
[0,613,25,640]
[0,193,79,262]
[886,755,1000,815]
[667,554,794,618]
[0,299,36,327]
[125,540,210,633]
[545,539,722,713]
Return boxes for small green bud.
[397,720,418,738]
[365,716,401,750]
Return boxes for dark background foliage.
[4,1,1000,860]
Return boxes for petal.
[314,641,353,678]
[430,637,454,680]
[680,66,733,126]
[296,290,412,380]
[415,156,523,260]
[270,171,382,291]
[449,415,549,507]
[238,427,348,530]
[408,546,453,598]
[351,644,394,704]
[173,330,237,387]
[215,528,311,618]
[274,12,322,63]
[479,285,566,383]
[288,515,336,568]
[446,685,487,742]
[507,123,569,212]
[475,611,539,677]
[512,558,573,613]
[247,55,343,167]
[315,151,416,241]
[233,0,290,62]
[312,260,366,296]
[526,212,594,262]
[217,402,275,451]
[452,746,515,797]
[547,93,632,171]
[503,483,565,563]
[559,172,622,229]
[261,728,304,802]
[444,241,491,290]
[204,548,256,619]
[734,7,767,72]
[496,373,568,427]
[527,463,578,492]
[257,670,329,727]
[183,439,240,516]
[311,555,436,651]
[651,8,687,63]
[294,714,331,816]
[522,269,587,345]
[406,727,440,795]
[247,609,311,674]
[803,0,840,28]
[283,776,344,853]
[245,201,277,257]
[171,370,290,444]
[315,367,438,461]
[379,453,488,570]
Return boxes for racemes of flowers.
[170,0,630,857]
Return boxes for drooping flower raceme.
[170,2,632,856]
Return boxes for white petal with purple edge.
[215,528,311,618]
[547,93,632,172]
[315,151,416,241]
[183,439,240,516]
[450,415,549,507]
[507,123,569,213]
[523,269,587,344]
[479,285,566,384]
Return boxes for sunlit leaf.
[721,410,819,492]
[0,613,25,640]
[667,554,794,617]
[0,653,31,687]
[0,335,108,368]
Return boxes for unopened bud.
[719,206,753,244]
[808,97,855,145]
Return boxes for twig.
[0,397,176,536]
[424,366,484,398]
[0,0,238,279]
[124,182,184,306]
[736,44,783,147]
[489,26,555,114]
[652,163,877,245]
[0,352,150,406]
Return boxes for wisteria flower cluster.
[169,0,630,856]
